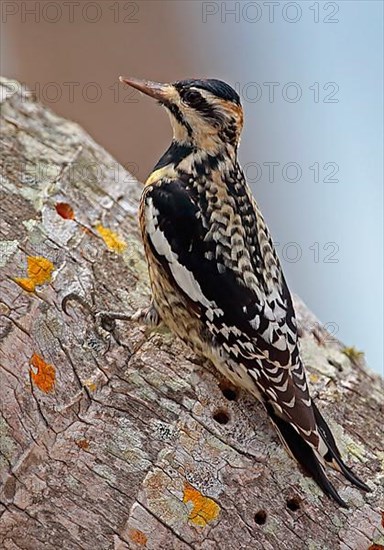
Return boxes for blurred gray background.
[1,0,382,374]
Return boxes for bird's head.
[120,76,243,153]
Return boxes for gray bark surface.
[0,77,383,550]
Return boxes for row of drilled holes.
[215,384,302,523]
[254,496,301,525]
[212,383,237,425]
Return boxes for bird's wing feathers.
[144,180,316,424]
[144,177,370,505]
[145,179,292,354]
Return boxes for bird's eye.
[183,90,202,106]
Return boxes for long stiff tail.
[311,402,370,492]
[266,402,370,507]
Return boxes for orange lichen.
[183,482,220,527]
[368,545,384,550]
[81,226,93,235]
[30,353,55,393]
[75,439,89,450]
[128,529,147,546]
[14,277,36,292]
[55,202,75,220]
[27,256,54,285]
[96,224,127,253]
[14,256,55,292]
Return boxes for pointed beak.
[119,76,173,101]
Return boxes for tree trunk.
[0,77,383,550]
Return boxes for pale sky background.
[1,1,383,374]
[176,1,383,374]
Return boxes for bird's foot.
[62,292,160,351]
[130,304,161,328]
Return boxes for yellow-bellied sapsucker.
[116,76,370,506]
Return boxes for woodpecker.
[114,76,372,506]
[65,75,369,507]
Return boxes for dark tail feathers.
[266,402,370,507]
[311,401,370,492]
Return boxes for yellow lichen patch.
[14,256,55,292]
[346,439,367,462]
[128,529,147,546]
[309,373,320,384]
[27,256,54,284]
[183,482,220,527]
[30,353,55,393]
[96,224,127,253]
[14,277,36,292]
[342,346,364,362]
[84,379,97,392]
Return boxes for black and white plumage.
[120,76,370,506]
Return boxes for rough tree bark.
[0,77,383,550]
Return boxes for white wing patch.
[145,197,213,309]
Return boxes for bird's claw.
[95,311,117,334]
[61,292,133,350]
[61,293,161,353]
[62,292,93,317]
